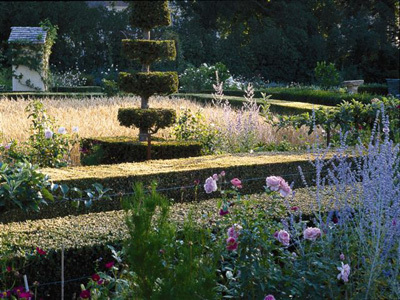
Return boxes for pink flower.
[18,291,33,299]
[303,227,321,241]
[230,178,242,188]
[340,253,345,261]
[273,231,279,238]
[36,247,47,255]
[264,295,276,300]
[212,173,219,180]
[91,274,100,282]
[227,224,242,239]
[226,237,238,251]
[220,171,226,177]
[80,289,91,299]
[6,266,12,272]
[278,179,291,197]
[337,262,350,282]
[266,176,281,191]
[219,209,229,216]
[12,286,25,295]
[291,206,299,212]
[204,177,218,194]
[105,261,115,269]
[277,230,290,246]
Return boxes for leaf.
[41,188,54,201]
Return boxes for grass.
[0,95,318,149]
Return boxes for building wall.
[12,65,45,92]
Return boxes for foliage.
[119,71,178,99]
[0,161,53,212]
[0,68,12,91]
[314,61,341,89]
[179,62,231,92]
[122,39,176,65]
[129,0,171,30]
[118,108,176,134]
[101,79,119,97]
[122,182,218,299]
[173,107,218,154]
[358,83,389,95]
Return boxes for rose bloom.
[212,173,219,180]
[105,261,115,269]
[303,227,322,241]
[204,177,218,194]
[80,289,91,299]
[226,237,238,251]
[227,224,242,239]
[219,209,229,216]
[337,262,351,282]
[264,295,276,300]
[266,176,282,191]
[277,230,290,246]
[91,273,100,282]
[279,179,292,197]
[230,178,242,188]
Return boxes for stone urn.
[386,79,400,97]
[342,80,364,94]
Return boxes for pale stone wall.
[12,65,45,92]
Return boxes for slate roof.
[8,27,47,44]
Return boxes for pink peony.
[226,237,238,251]
[340,253,345,261]
[337,262,350,282]
[264,295,276,300]
[204,177,218,194]
[303,227,322,241]
[230,178,242,188]
[277,230,290,246]
[266,176,282,191]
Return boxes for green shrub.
[49,86,102,93]
[122,39,176,65]
[358,83,388,95]
[118,108,176,132]
[102,79,120,96]
[179,62,231,92]
[129,0,171,30]
[119,71,178,98]
[80,137,202,165]
[315,61,341,89]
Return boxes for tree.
[118,1,178,159]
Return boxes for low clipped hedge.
[174,93,329,115]
[122,39,176,65]
[0,92,104,99]
[183,88,376,106]
[49,86,102,93]
[358,83,388,95]
[80,137,202,165]
[119,71,178,98]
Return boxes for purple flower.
[204,177,217,194]
[276,230,290,246]
[264,295,276,300]
[337,262,351,282]
[340,253,345,261]
[212,173,219,180]
[44,128,53,139]
[58,127,67,134]
[219,209,229,216]
[227,224,242,239]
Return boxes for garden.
[0,1,399,299]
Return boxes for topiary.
[118,0,178,156]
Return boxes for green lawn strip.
[173,93,332,114]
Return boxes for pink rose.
[226,237,238,251]
[279,179,292,197]
[230,178,242,188]
[303,227,321,241]
[220,171,226,177]
[337,262,350,282]
[277,230,290,246]
[105,261,115,269]
[266,176,282,191]
[227,224,242,239]
[264,295,276,300]
[204,177,218,194]
[212,173,219,180]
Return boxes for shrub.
[314,61,341,89]
[80,137,202,165]
[102,79,119,97]
[358,83,388,95]
[129,1,171,30]
[122,39,176,65]
[49,86,102,93]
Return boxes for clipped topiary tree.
[118,0,178,160]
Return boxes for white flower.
[44,128,53,139]
[72,126,79,133]
[58,127,67,134]
[337,262,350,282]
